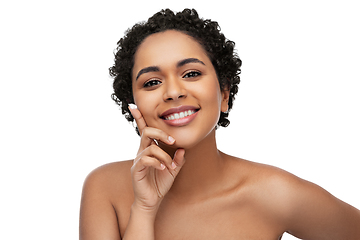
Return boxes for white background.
[1,0,359,239]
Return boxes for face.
[132,30,229,149]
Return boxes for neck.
[161,129,228,202]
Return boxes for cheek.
[133,92,159,125]
[195,79,222,109]
[191,80,222,128]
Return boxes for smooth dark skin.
[80,31,360,240]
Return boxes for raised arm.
[122,104,186,239]
[80,105,186,240]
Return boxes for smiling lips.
[161,105,199,127]
[164,109,196,120]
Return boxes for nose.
[163,77,187,102]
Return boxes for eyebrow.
[177,58,205,68]
[135,66,160,80]
[135,58,205,80]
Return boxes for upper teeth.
[165,110,196,120]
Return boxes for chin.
[169,127,216,150]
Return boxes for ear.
[221,88,230,113]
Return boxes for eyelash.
[183,70,201,78]
[143,79,161,88]
[143,71,202,88]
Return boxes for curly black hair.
[109,8,242,132]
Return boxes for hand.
[128,104,186,213]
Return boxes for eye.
[143,79,162,88]
[183,71,201,79]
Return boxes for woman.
[80,9,360,239]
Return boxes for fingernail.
[171,162,177,169]
[128,104,137,110]
[168,136,175,143]
[160,163,166,170]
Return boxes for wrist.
[123,204,158,239]
[131,202,159,220]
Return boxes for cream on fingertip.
[128,104,138,109]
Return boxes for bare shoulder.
[226,154,303,192]
[225,155,302,207]
[84,160,133,183]
[86,160,133,179]
[82,160,133,199]
[80,160,133,240]
[227,156,360,239]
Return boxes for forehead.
[132,30,211,76]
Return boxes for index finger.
[128,104,147,134]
